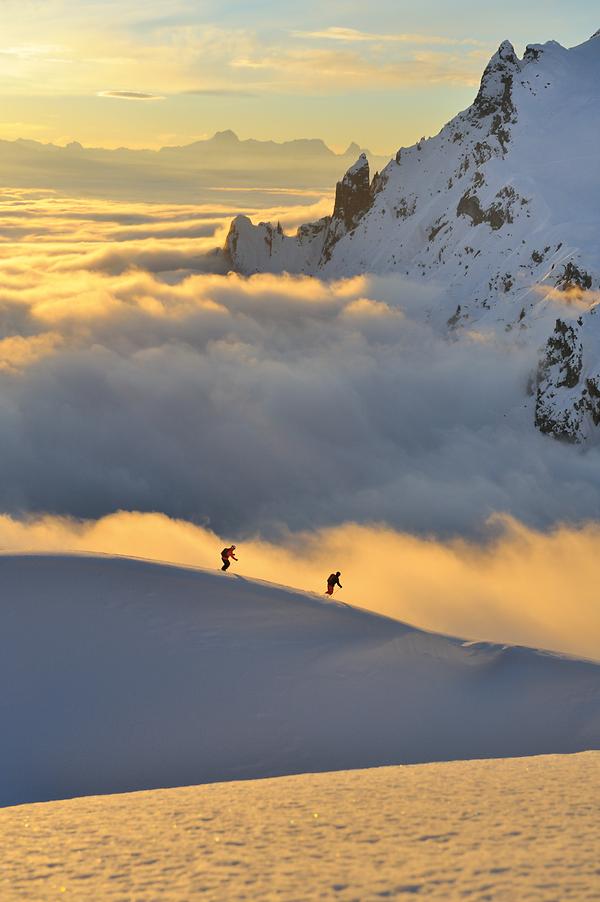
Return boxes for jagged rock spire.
[332,153,372,232]
[473,40,520,120]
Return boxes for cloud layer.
[2,192,600,544]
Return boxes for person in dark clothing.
[325,571,342,596]
[221,545,238,571]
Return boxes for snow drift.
[1,554,598,807]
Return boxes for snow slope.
[226,31,600,441]
[1,554,598,807]
[2,753,598,901]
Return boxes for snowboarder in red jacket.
[326,571,342,596]
[221,545,238,571]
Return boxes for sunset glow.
[0,0,595,151]
[1,4,599,898]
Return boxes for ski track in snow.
[1,753,598,901]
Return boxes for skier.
[325,571,342,596]
[220,544,238,571]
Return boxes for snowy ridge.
[226,31,600,442]
[2,554,598,806]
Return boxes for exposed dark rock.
[331,153,372,232]
[297,217,330,243]
[523,45,544,62]
[224,215,243,261]
[535,319,585,440]
[585,378,600,425]
[556,262,593,292]
[394,196,417,219]
[262,222,283,256]
[447,304,462,329]
[320,154,374,263]
[472,142,494,165]
[548,320,582,388]
[428,219,449,242]
[457,192,508,230]
[472,41,519,119]
[370,168,389,196]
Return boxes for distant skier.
[221,545,238,571]
[325,571,342,596]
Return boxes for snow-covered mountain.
[2,554,598,807]
[226,32,600,442]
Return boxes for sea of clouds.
[1,189,599,656]
[2,190,600,537]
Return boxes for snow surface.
[1,753,598,900]
[1,554,599,807]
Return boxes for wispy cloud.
[231,47,483,89]
[97,90,165,100]
[0,43,65,59]
[180,88,257,97]
[292,27,483,47]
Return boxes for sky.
[0,0,596,152]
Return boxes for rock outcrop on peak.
[471,40,519,123]
[320,153,374,263]
[332,153,372,231]
[225,31,600,442]
[225,153,377,272]
[535,308,600,443]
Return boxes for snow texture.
[227,32,600,442]
[1,554,598,807]
[1,753,598,900]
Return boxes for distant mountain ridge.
[0,130,391,200]
[2,129,377,163]
[226,31,600,443]
[160,129,368,162]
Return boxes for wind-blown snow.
[1,753,598,900]
[1,554,598,807]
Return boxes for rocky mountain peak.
[497,40,519,63]
[343,141,362,157]
[212,130,239,144]
[332,154,371,231]
[472,39,520,122]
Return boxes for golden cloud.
[0,511,598,661]
[230,47,484,89]
[0,332,62,372]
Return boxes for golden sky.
[0,0,595,151]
